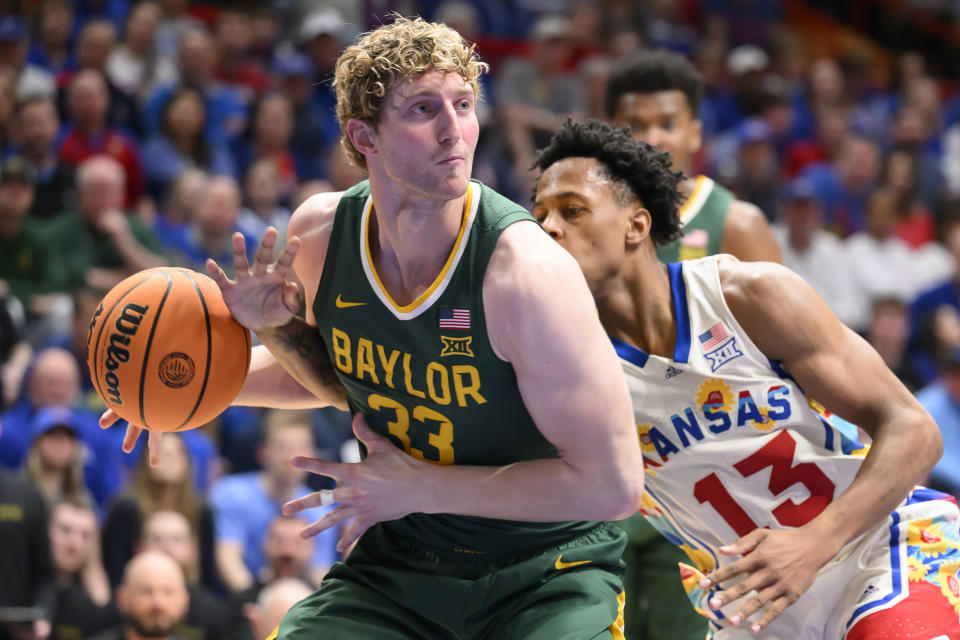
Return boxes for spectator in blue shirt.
[142,86,235,201]
[210,410,338,593]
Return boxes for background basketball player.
[532,119,959,639]
[605,48,782,640]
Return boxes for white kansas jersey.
[616,256,960,638]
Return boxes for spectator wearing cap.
[0,156,58,308]
[714,117,781,217]
[11,95,78,219]
[142,86,236,201]
[497,14,586,199]
[24,406,95,507]
[301,8,349,159]
[27,0,77,75]
[59,69,146,208]
[0,16,56,101]
[143,27,248,145]
[772,177,868,330]
[107,1,174,101]
[918,345,960,498]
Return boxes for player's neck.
[597,251,676,358]
[366,179,468,306]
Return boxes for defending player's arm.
[701,259,941,632]
[720,200,783,263]
[285,222,644,551]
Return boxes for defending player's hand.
[205,228,303,332]
[282,413,428,554]
[99,408,164,466]
[698,526,839,634]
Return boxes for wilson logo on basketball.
[158,352,196,388]
[104,302,150,406]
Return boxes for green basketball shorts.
[271,522,628,639]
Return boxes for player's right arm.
[229,191,348,411]
[101,192,349,458]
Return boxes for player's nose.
[436,102,461,144]
[539,211,562,240]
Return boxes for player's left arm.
[720,200,783,263]
[702,258,941,632]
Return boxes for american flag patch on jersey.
[698,322,729,351]
[439,307,470,330]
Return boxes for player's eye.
[457,99,472,110]
[564,206,583,217]
[411,102,431,114]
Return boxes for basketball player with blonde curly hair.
[105,16,643,639]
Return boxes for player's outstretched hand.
[99,408,164,466]
[282,413,427,554]
[205,228,303,332]
[698,527,838,633]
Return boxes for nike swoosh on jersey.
[335,294,366,308]
[554,554,592,570]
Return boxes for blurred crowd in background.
[4,0,960,638]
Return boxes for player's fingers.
[205,259,232,290]
[707,562,767,609]
[719,529,767,557]
[121,424,143,453]
[750,595,792,633]
[352,413,389,452]
[252,228,278,276]
[232,233,250,277]
[289,455,343,480]
[281,280,304,315]
[147,430,164,467]
[300,506,355,539]
[727,578,779,626]
[273,236,301,278]
[99,408,121,429]
[703,559,747,590]
[337,518,373,554]
[282,486,347,515]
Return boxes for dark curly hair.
[605,50,703,118]
[533,119,684,246]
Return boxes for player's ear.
[346,119,378,160]
[626,205,652,248]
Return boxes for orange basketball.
[86,267,251,432]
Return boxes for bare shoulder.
[288,191,344,321]
[484,220,581,298]
[721,199,783,263]
[717,256,798,307]
[483,220,589,359]
[288,191,344,247]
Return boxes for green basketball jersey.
[656,176,734,263]
[314,179,597,557]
